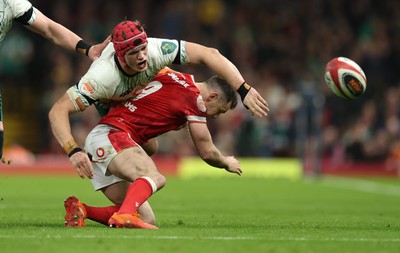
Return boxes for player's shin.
[117,177,158,214]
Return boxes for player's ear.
[207,92,219,102]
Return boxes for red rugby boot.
[64,196,87,227]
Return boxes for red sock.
[117,177,155,215]
[84,205,120,225]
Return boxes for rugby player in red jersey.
[62,68,242,229]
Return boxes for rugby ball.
[324,57,367,99]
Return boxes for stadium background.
[1,0,400,176]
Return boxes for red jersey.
[98,70,207,145]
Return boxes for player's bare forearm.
[200,147,229,168]
[188,118,241,175]
[49,94,94,178]
[185,43,244,89]
[27,9,107,60]
[27,9,80,52]
[48,93,78,154]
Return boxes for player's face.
[206,101,232,119]
[125,44,148,72]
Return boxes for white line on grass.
[0,234,399,242]
[318,177,400,196]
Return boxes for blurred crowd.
[2,0,400,169]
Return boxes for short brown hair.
[205,76,238,109]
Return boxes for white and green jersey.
[0,0,35,44]
[67,38,189,116]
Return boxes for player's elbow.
[48,104,58,122]
[195,46,221,65]
[48,99,71,125]
[207,47,221,58]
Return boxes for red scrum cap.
[111,20,148,64]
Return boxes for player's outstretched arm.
[185,42,269,117]
[25,8,107,60]
[188,122,242,176]
[48,93,94,179]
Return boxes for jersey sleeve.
[13,0,35,25]
[147,38,190,68]
[185,94,207,124]
[66,62,116,111]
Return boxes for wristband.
[237,82,251,108]
[68,147,83,158]
[75,39,93,56]
[63,139,79,154]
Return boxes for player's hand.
[243,88,269,118]
[88,35,111,61]
[69,151,94,179]
[224,156,242,176]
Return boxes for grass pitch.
[0,174,399,253]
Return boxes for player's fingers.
[255,100,269,115]
[254,103,268,117]
[250,105,264,118]
[86,163,94,179]
[258,95,268,107]
[76,167,85,179]
[246,105,256,116]
[81,163,92,179]
[102,35,111,44]
[258,98,269,111]
[77,161,90,179]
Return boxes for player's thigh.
[108,146,160,182]
[85,124,155,181]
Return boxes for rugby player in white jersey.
[49,20,269,178]
[62,68,242,228]
[0,0,109,163]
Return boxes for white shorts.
[84,124,140,191]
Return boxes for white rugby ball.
[324,57,367,99]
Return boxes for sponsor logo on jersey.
[96,147,105,158]
[161,41,177,55]
[197,95,206,112]
[93,146,113,162]
[81,81,96,95]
